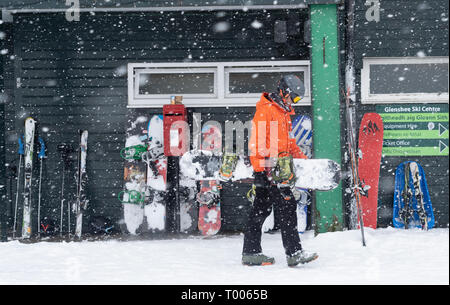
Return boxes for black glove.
[253,171,270,188]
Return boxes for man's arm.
[289,138,308,159]
[249,109,270,172]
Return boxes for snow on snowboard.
[180,151,341,191]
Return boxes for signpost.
[376,104,449,156]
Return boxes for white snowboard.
[180,151,340,191]
[145,115,167,231]
[122,133,146,235]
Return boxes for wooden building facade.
[0,0,447,240]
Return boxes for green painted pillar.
[310,4,343,233]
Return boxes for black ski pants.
[243,184,302,257]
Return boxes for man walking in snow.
[241,75,318,267]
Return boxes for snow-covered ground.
[0,227,448,285]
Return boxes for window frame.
[134,67,218,99]
[224,65,310,99]
[128,61,311,108]
[361,56,449,104]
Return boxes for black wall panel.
[3,10,310,234]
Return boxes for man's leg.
[242,186,272,255]
[272,186,302,256]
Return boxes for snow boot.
[242,253,275,266]
[286,250,318,267]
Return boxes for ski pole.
[343,87,366,247]
[59,147,65,236]
[75,130,83,238]
[13,135,24,239]
[57,143,72,236]
[75,131,81,238]
[37,137,46,238]
[61,164,65,237]
[67,181,71,238]
[75,130,88,239]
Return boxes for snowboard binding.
[120,144,148,160]
[271,152,296,187]
[219,152,238,181]
[118,189,146,204]
[196,180,221,208]
[142,143,164,162]
[196,190,220,207]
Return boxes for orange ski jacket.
[249,93,308,172]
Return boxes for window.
[128,61,310,107]
[361,57,449,104]
[135,68,217,98]
[225,66,309,98]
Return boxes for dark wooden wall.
[1,9,310,234]
[352,0,449,227]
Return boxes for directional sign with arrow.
[439,123,448,137]
[376,104,449,156]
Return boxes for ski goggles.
[291,93,302,104]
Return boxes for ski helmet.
[277,74,305,104]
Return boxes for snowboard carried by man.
[180,149,340,191]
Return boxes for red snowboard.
[197,180,221,236]
[358,113,384,229]
[197,124,222,236]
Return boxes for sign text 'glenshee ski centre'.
[376,104,449,157]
